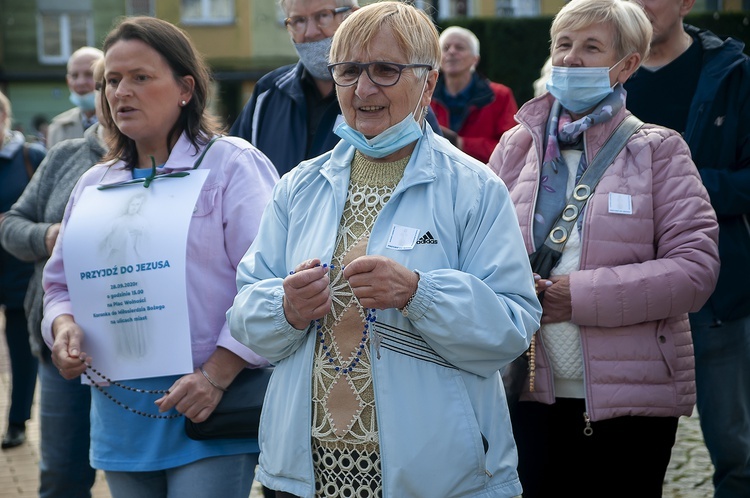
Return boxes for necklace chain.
[81,360,182,420]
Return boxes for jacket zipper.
[583,411,593,436]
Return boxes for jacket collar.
[685,23,747,86]
[96,132,211,185]
[516,93,632,163]
[434,72,494,108]
[323,125,439,190]
[275,62,307,105]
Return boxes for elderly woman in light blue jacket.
[227,3,541,498]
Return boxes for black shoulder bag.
[185,366,274,440]
[505,115,644,410]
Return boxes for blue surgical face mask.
[334,78,428,159]
[294,37,334,81]
[69,91,97,112]
[546,56,627,114]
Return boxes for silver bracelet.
[199,366,228,392]
[399,271,420,317]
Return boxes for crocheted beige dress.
[311,152,409,498]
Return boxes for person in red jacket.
[430,26,518,163]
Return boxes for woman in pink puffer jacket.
[488,0,719,496]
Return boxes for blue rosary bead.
[315,307,376,375]
[289,263,345,275]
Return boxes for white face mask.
[546,55,628,113]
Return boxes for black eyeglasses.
[327,62,433,87]
[284,7,352,36]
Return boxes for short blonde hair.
[551,0,651,62]
[0,90,11,131]
[330,1,440,72]
[92,58,105,89]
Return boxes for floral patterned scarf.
[532,84,627,248]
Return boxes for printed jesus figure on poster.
[61,170,208,382]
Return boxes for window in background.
[496,0,540,17]
[437,0,471,18]
[37,10,93,65]
[128,0,155,16]
[181,0,234,25]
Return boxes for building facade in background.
[1,0,747,135]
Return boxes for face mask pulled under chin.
[294,37,334,81]
[69,91,97,112]
[545,56,628,114]
[333,78,428,159]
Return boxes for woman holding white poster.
[41,17,278,498]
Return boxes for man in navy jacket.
[231,0,441,177]
[626,1,750,496]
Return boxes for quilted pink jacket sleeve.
[569,126,719,327]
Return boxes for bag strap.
[543,114,643,252]
[22,143,34,179]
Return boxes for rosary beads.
[317,308,376,374]
[81,359,182,419]
[288,262,341,275]
[289,263,377,375]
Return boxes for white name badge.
[608,192,633,215]
[387,224,420,250]
[63,170,209,382]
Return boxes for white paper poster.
[62,170,209,382]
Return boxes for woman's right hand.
[51,314,89,380]
[282,258,332,330]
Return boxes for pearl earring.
[181,100,187,106]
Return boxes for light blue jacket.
[228,127,541,497]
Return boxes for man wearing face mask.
[230,0,442,178]
[488,0,719,495]
[46,46,103,149]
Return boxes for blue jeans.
[38,360,96,498]
[105,452,258,498]
[3,307,37,426]
[690,309,750,498]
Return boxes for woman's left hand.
[540,274,572,324]
[154,347,247,422]
[344,255,418,310]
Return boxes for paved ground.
[0,310,713,497]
